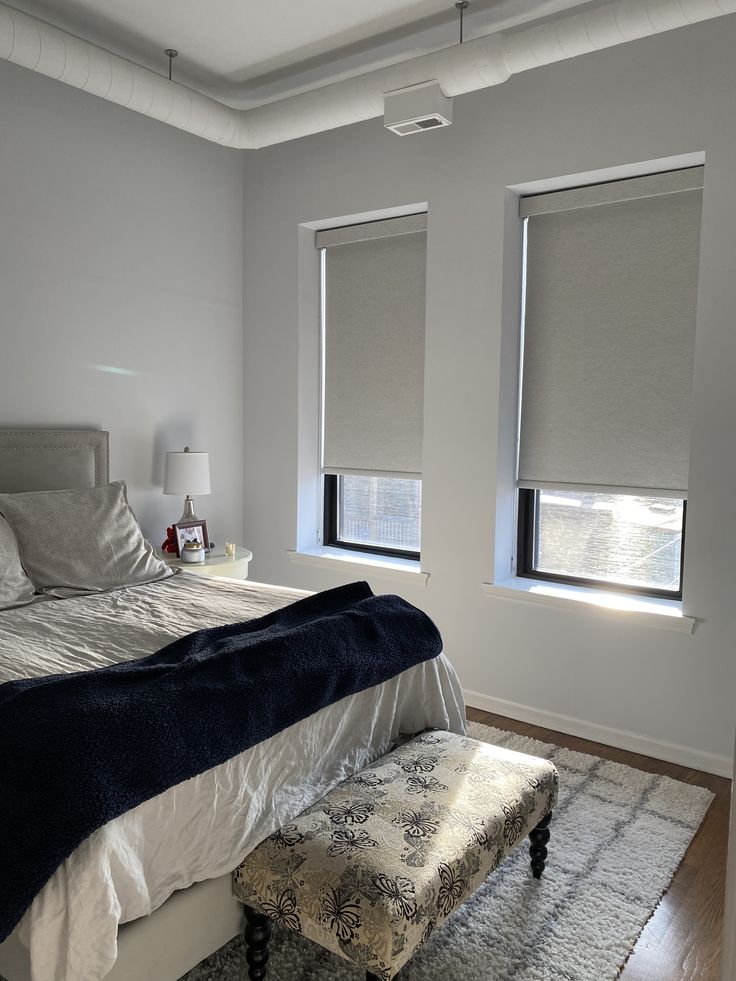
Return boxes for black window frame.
[516,488,686,600]
[323,474,421,561]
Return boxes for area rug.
[183,720,714,981]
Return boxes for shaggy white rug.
[183,720,714,981]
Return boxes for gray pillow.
[0,515,36,610]
[0,481,172,598]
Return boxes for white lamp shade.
[163,450,211,496]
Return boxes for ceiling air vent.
[384,80,453,136]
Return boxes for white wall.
[241,16,736,773]
[0,59,245,546]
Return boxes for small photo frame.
[173,519,210,557]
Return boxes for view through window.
[337,475,421,554]
[532,490,684,593]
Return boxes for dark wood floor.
[467,706,731,981]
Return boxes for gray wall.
[241,16,736,771]
[0,59,244,546]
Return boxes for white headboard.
[0,430,109,493]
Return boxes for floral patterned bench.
[233,729,559,980]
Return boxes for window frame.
[323,474,421,561]
[516,488,686,600]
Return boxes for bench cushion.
[233,730,558,980]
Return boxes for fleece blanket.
[0,580,443,941]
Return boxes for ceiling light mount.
[455,2,469,44]
[164,48,178,81]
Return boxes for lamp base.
[178,496,200,523]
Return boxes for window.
[324,474,421,558]
[516,167,703,597]
[518,489,686,597]
[317,214,427,558]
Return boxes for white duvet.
[0,575,465,981]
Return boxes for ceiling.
[7,0,593,108]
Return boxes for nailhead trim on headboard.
[0,430,110,489]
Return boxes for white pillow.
[0,515,36,610]
[0,481,172,598]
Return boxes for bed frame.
[0,429,243,981]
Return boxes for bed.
[0,429,465,981]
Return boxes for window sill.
[481,578,696,633]
[286,547,429,586]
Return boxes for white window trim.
[287,547,428,586]
[481,577,695,633]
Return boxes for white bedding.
[0,574,465,981]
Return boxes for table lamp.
[163,447,211,522]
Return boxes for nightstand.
[162,546,253,580]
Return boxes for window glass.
[534,490,684,592]
[338,476,421,554]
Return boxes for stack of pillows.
[0,481,171,610]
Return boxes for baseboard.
[464,689,733,778]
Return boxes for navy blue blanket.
[0,581,443,941]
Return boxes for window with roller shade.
[317,213,427,558]
[516,167,703,597]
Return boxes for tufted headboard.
[0,430,109,493]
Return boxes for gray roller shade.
[320,214,427,478]
[316,212,427,248]
[518,167,703,496]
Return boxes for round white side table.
[162,546,253,580]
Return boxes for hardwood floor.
[467,706,731,981]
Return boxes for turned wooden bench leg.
[529,811,552,879]
[244,905,272,980]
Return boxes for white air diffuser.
[384,80,453,136]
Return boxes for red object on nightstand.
[161,526,178,554]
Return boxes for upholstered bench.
[233,729,558,980]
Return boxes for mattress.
[0,574,465,981]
